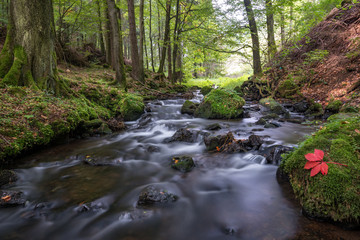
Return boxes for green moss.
[276,79,299,99]
[282,114,360,224]
[195,89,245,119]
[2,46,27,86]
[0,25,13,78]
[200,86,212,96]
[325,100,343,113]
[305,101,324,117]
[119,94,145,121]
[259,97,286,114]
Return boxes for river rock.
[194,89,245,119]
[147,145,161,153]
[82,155,114,166]
[164,128,199,143]
[204,132,235,151]
[264,145,293,165]
[264,122,281,128]
[259,97,287,115]
[222,135,264,153]
[248,135,263,150]
[137,113,153,127]
[0,170,18,187]
[293,101,310,113]
[255,118,267,125]
[181,100,198,115]
[137,185,178,206]
[171,156,195,172]
[205,123,222,131]
[0,190,26,207]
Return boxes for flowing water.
[1,92,359,240]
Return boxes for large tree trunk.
[96,0,105,55]
[139,0,145,72]
[280,7,285,47]
[244,0,262,75]
[158,0,171,74]
[265,0,276,61]
[127,0,144,83]
[106,0,126,89]
[104,8,112,65]
[0,0,63,93]
[172,0,180,83]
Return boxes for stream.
[1,92,359,240]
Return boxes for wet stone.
[82,155,114,166]
[171,156,195,172]
[137,185,178,207]
[255,118,267,125]
[147,145,161,153]
[164,128,199,143]
[0,190,26,207]
[205,123,222,131]
[204,132,235,151]
[0,170,18,187]
[263,145,293,165]
[264,122,281,128]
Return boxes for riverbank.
[0,65,190,164]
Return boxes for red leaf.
[310,164,322,177]
[314,149,324,160]
[320,162,328,175]
[305,153,320,162]
[304,161,320,169]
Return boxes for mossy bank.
[0,73,145,164]
[280,113,360,228]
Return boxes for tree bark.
[280,6,285,47]
[167,41,172,80]
[0,0,63,94]
[96,0,105,55]
[106,0,126,89]
[244,0,262,75]
[127,0,144,83]
[266,0,276,61]
[172,0,180,82]
[149,0,155,72]
[158,0,171,74]
[104,7,112,65]
[139,0,145,72]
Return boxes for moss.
[276,79,299,99]
[305,101,324,117]
[1,46,27,86]
[200,86,212,96]
[119,94,145,121]
[325,100,343,113]
[259,97,286,114]
[181,100,197,115]
[195,89,245,119]
[282,114,360,224]
[0,25,14,78]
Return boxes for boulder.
[195,89,245,119]
[164,128,199,143]
[137,185,178,206]
[181,100,198,115]
[204,132,235,151]
[264,145,293,165]
[171,156,195,172]
[259,97,287,115]
[0,170,18,187]
[0,190,26,207]
[119,94,145,121]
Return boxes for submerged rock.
[263,145,293,165]
[195,89,245,119]
[137,185,178,206]
[164,128,199,143]
[0,190,26,207]
[205,123,222,131]
[0,170,18,187]
[171,156,195,172]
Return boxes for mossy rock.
[233,86,243,96]
[281,114,360,226]
[276,79,299,99]
[119,94,145,121]
[325,100,342,113]
[200,86,212,96]
[195,89,245,119]
[181,100,198,115]
[341,105,359,113]
[259,97,286,115]
[171,156,195,172]
[305,101,324,118]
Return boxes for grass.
[184,75,249,89]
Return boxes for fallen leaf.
[174,160,179,164]
[355,129,360,134]
[310,164,322,177]
[1,195,11,202]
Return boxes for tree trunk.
[167,41,172,80]
[104,8,112,65]
[96,0,105,55]
[139,0,145,73]
[265,0,276,61]
[280,6,285,47]
[158,0,172,74]
[127,0,144,83]
[172,0,180,82]
[244,0,262,75]
[106,0,126,89]
[0,0,63,94]
[149,0,155,72]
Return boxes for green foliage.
[303,49,329,65]
[185,75,249,90]
[325,100,343,113]
[276,79,299,99]
[281,114,360,224]
[195,89,245,119]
